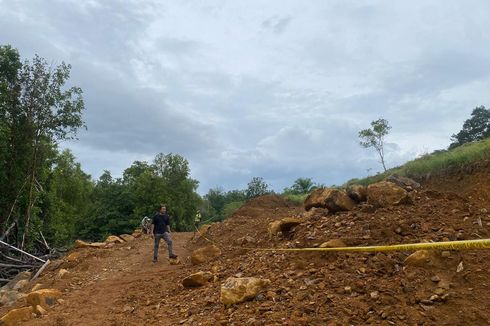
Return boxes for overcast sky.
[2,0,490,194]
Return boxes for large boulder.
[1,271,31,291]
[105,235,124,244]
[346,185,367,202]
[268,218,302,237]
[220,277,270,305]
[304,188,357,212]
[26,289,62,309]
[367,181,411,208]
[191,245,222,265]
[385,175,420,191]
[182,271,214,288]
[0,306,33,325]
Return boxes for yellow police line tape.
[194,226,490,252]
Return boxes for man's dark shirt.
[152,213,170,234]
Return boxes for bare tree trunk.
[20,138,39,250]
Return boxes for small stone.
[34,305,48,316]
[429,295,440,302]
[431,276,441,282]
[370,291,379,299]
[434,288,445,295]
[441,251,451,258]
[344,286,352,294]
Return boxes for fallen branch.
[31,259,50,282]
[0,262,37,268]
[0,239,46,263]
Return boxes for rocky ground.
[1,161,489,325]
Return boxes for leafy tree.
[0,45,85,248]
[245,177,271,199]
[450,106,490,149]
[284,178,316,195]
[359,118,391,172]
[41,149,93,246]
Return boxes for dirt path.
[24,232,193,326]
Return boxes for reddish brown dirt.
[1,166,489,325]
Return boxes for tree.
[287,178,316,195]
[359,118,391,172]
[450,106,490,149]
[0,45,85,248]
[245,177,271,199]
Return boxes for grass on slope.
[345,137,490,186]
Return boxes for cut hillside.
[1,167,489,325]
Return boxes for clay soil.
[2,163,490,325]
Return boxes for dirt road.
[24,233,194,325]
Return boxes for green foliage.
[345,137,490,187]
[245,177,271,199]
[450,106,490,149]
[203,188,246,222]
[283,177,317,195]
[0,45,85,249]
[359,118,391,172]
[41,149,94,246]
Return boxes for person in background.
[141,216,151,234]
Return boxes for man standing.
[150,205,178,262]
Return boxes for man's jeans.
[153,232,174,260]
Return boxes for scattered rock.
[367,181,411,208]
[268,218,302,237]
[370,291,379,299]
[119,234,135,242]
[0,290,26,306]
[56,269,70,280]
[65,252,82,263]
[191,245,222,265]
[0,306,33,325]
[26,289,62,309]
[182,272,214,288]
[74,240,106,249]
[233,236,256,246]
[346,185,368,202]
[304,188,357,212]
[319,239,347,248]
[220,277,270,305]
[441,251,451,258]
[169,258,181,265]
[404,250,434,267]
[1,271,32,291]
[105,235,125,244]
[12,279,29,291]
[31,284,43,292]
[34,304,48,316]
[431,276,441,283]
[385,175,421,191]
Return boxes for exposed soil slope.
[1,165,489,325]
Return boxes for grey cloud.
[3,0,490,194]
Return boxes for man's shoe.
[169,254,178,259]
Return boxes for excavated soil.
[1,164,489,325]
